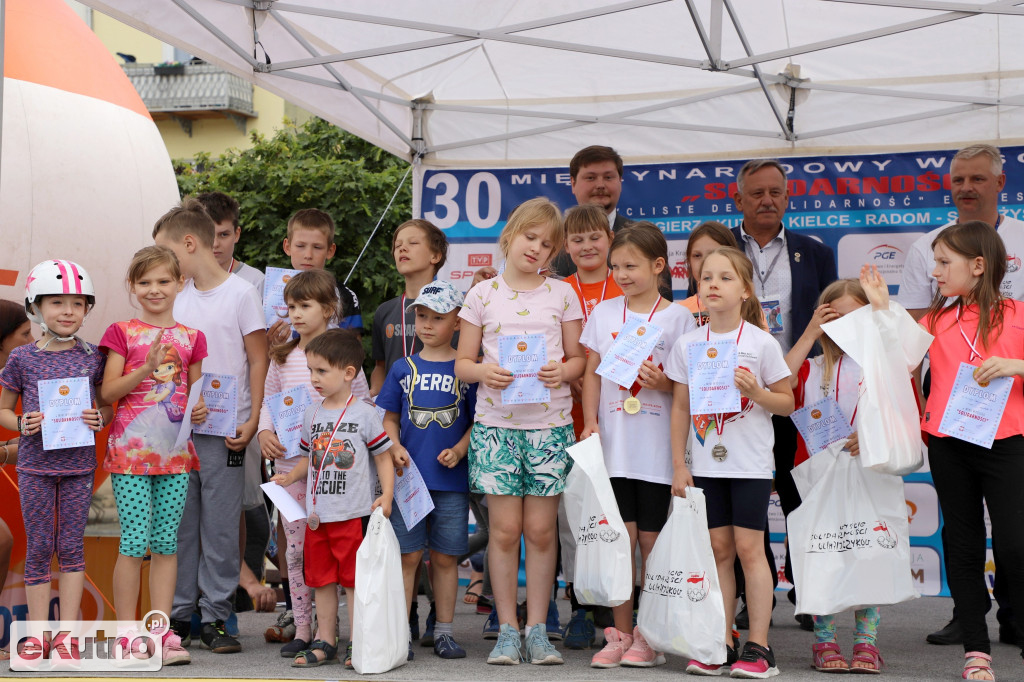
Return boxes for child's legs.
[486,495,524,628]
[728,478,774,648]
[813,614,838,643]
[522,495,560,627]
[283,513,311,634]
[401,550,425,618]
[111,473,154,618]
[392,499,428,619]
[521,424,574,627]
[19,471,58,619]
[709,526,738,646]
[609,478,671,633]
[313,584,339,645]
[172,469,202,621]
[149,474,190,616]
[194,434,243,623]
[424,491,469,625]
[54,473,93,620]
[853,607,880,645]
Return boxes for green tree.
[174,117,411,364]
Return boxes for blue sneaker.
[483,609,500,640]
[487,624,522,665]
[433,633,467,659]
[562,609,595,649]
[546,599,563,641]
[420,603,436,646]
[524,624,563,665]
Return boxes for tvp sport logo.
[11,610,168,672]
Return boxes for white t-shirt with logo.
[664,323,791,479]
[898,215,1024,308]
[579,300,696,484]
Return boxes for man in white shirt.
[897,143,1022,648]
[899,144,1024,319]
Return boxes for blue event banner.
[420,146,1024,270]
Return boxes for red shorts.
[303,518,362,588]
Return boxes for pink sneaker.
[590,627,633,669]
[730,642,779,679]
[621,626,665,667]
[686,645,736,676]
[158,627,191,666]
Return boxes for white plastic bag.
[789,441,919,616]
[351,508,408,674]
[822,301,932,475]
[637,490,727,664]
[563,435,633,607]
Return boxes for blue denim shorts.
[391,490,470,556]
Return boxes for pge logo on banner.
[11,610,166,672]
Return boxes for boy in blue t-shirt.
[376,280,476,660]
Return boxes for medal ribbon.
[309,393,354,512]
[576,272,610,325]
[708,320,745,439]
[621,296,663,396]
[827,356,861,426]
[955,304,983,363]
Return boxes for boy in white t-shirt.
[154,198,269,654]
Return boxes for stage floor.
[5,593,1021,681]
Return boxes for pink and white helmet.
[24,259,96,319]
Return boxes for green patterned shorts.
[469,423,575,497]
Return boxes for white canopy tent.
[76,0,1024,171]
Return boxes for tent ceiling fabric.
[81,0,1024,165]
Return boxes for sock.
[434,621,453,641]
[525,624,534,638]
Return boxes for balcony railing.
[122,62,257,136]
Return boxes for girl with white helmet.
[0,260,110,657]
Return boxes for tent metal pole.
[797,103,982,139]
[171,0,260,67]
[827,0,1024,16]
[709,0,723,67]
[269,9,416,150]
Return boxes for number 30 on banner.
[423,172,502,230]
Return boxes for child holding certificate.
[258,270,369,657]
[579,223,695,669]
[0,260,110,651]
[783,278,885,673]
[664,247,793,678]
[874,221,1024,682]
[377,280,477,660]
[98,246,209,666]
[456,197,586,666]
[271,329,395,668]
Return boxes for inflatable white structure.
[0,0,179,342]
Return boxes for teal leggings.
[111,473,189,558]
[813,607,880,644]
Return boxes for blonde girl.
[664,246,794,677]
[456,197,586,666]
[98,246,208,665]
[785,278,883,673]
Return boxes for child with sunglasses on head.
[376,280,477,661]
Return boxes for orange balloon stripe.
[4,0,151,119]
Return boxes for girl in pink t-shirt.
[456,197,586,665]
[99,246,209,665]
[869,220,1024,682]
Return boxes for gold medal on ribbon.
[623,396,642,414]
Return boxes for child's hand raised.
[804,303,839,341]
[481,363,514,390]
[860,264,890,310]
[537,361,564,389]
[371,495,392,517]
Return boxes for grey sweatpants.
[172,434,244,623]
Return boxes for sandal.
[291,639,339,668]
[463,579,483,605]
[850,642,883,674]
[963,651,994,681]
[280,638,310,658]
[812,641,849,673]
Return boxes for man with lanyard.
[730,159,837,628]
[897,143,1024,647]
